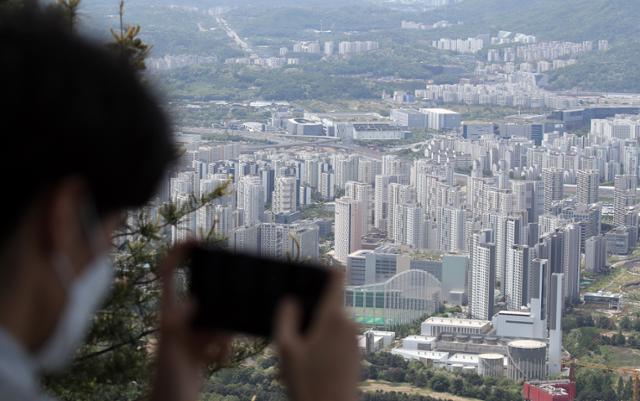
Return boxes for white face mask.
[33,219,115,372]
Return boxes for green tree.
[620,316,632,330]
[576,369,617,401]
[617,376,625,399]
[449,377,464,395]
[428,374,449,392]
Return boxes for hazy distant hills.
[78,0,640,94]
[424,0,640,93]
[429,0,640,42]
[80,0,363,9]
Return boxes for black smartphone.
[188,246,331,337]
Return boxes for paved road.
[215,15,251,52]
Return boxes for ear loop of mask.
[52,252,74,291]
[79,200,108,255]
[50,197,108,290]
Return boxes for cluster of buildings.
[486,39,608,64]
[274,110,410,140]
[417,77,580,110]
[224,56,300,68]
[223,39,381,69]
[388,268,565,380]
[321,109,640,380]
[400,20,456,30]
[276,108,462,140]
[159,99,640,387]
[281,40,380,57]
[337,40,380,55]
[147,54,217,70]
[163,140,338,263]
[431,37,484,54]
[490,31,537,45]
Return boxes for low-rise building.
[583,291,623,309]
[492,310,546,339]
[286,118,324,136]
[390,349,449,367]
[401,335,436,351]
[605,226,632,255]
[420,108,461,131]
[523,380,576,401]
[390,109,428,129]
[421,317,492,336]
[352,123,408,140]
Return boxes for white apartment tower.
[471,230,496,320]
[335,155,359,190]
[542,168,564,212]
[374,175,398,230]
[548,273,564,375]
[576,169,599,205]
[346,181,372,234]
[260,223,291,260]
[238,176,264,226]
[387,183,414,239]
[614,174,637,226]
[272,176,298,215]
[405,205,426,249]
[334,197,363,264]
[505,245,530,310]
[563,223,581,303]
[495,215,522,287]
[172,192,196,244]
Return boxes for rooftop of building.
[503,113,546,122]
[348,249,374,258]
[404,335,436,342]
[391,108,426,115]
[366,330,396,336]
[478,353,505,360]
[496,310,532,317]
[306,111,385,121]
[538,385,569,396]
[420,108,460,114]
[584,291,623,298]
[448,353,480,363]
[375,245,402,254]
[352,123,406,131]
[507,339,546,349]
[289,118,320,125]
[391,349,449,359]
[462,120,494,125]
[424,317,492,327]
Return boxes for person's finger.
[159,243,196,313]
[310,271,346,331]
[275,298,303,357]
[189,332,233,365]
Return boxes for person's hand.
[151,244,232,401]
[275,271,360,401]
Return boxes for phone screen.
[188,246,330,337]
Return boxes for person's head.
[0,8,174,360]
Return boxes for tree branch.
[77,328,157,361]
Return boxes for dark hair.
[0,8,175,242]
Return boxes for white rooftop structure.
[447,353,480,368]
[420,108,460,114]
[391,348,449,365]
[401,335,436,350]
[421,317,493,336]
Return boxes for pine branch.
[77,329,158,361]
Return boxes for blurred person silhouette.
[0,7,360,401]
